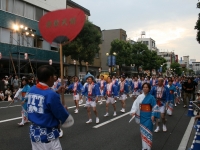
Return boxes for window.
[122,35,126,41]
[14,0,24,16]
[152,41,155,47]
[43,10,48,15]
[25,3,34,19]
[42,40,50,50]
[95,53,99,58]
[2,0,14,13]
[35,7,43,21]
[51,42,58,51]
[143,41,149,45]
[1,28,10,43]
[34,37,43,48]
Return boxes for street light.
[99,67,102,73]
[73,60,77,76]
[106,52,117,76]
[12,23,36,77]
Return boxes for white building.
[179,56,189,69]
[137,38,158,52]
[157,51,176,68]
[192,62,200,74]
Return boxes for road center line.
[0,105,21,109]
[0,100,107,123]
[0,117,22,123]
[93,112,130,129]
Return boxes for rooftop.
[67,0,90,16]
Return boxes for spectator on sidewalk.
[3,76,9,91]
[183,78,194,108]
[12,75,19,90]
[192,77,198,101]
[8,74,13,91]
[0,90,5,101]
[4,87,12,101]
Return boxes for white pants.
[73,94,79,100]
[86,101,96,107]
[106,97,115,104]
[31,138,62,150]
[119,94,126,100]
[159,106,165,114]
[132,91,140,96]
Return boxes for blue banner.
[107,56,116,66]
[160,66,162,73]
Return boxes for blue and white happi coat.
[130,93,160,150]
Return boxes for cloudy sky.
[73,0,200,61]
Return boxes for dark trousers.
[183,92,192,106]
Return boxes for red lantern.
[24,53,28,60]
[49,59,52,65]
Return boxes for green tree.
[63,20,102,71]
[131,42,149,73]
[110,39,133,73]
[170,62,182,75]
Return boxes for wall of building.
[101,29,127,70]
[23,0,66,11]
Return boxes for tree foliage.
[110,40,167,75]
[170,62,182,75]
[110,39,132,66]
[63,20,102,71]
[195,2,200,43]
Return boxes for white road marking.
[93,112,130,128]
[0,101,9,103]
[0,105,21,109]
[177,117,195,150]
[0,99,107,123]
[0,117,22,123]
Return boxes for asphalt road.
[0,95,191,150]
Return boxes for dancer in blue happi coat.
[103,76,118,117]
[97,75,107,105]
[150,75,158,87]
[66,76,83,114]
[150,78,169,133]
[166,80,176,116]
[118,76,129,113]
[81,74,100,124]
[130,83,160,150]
[131,76,142,100]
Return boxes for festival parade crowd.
[1,65,200,150]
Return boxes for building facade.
[192,62,200,74]
[157,51,176,68]
[101,29,127,70]
[137,38,158,52]
[0,0,66,77]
